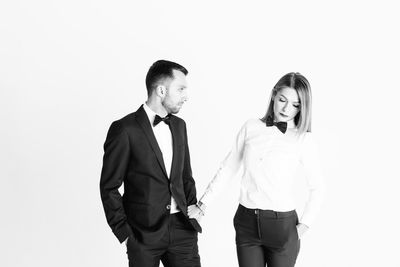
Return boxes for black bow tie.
[153,114,171,126]
[266,116,287,133]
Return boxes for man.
[100,60,201,267]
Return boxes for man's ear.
[156,85,166,98]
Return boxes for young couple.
[100,60,324,267]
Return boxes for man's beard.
[162,100,181,114]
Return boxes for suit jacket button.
[166,205,171,210]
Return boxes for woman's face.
[273,87,300,123]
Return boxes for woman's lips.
[280,112,288,117]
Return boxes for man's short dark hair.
[145,60,188,96]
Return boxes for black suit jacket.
[100,105,201,244]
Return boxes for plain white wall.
[1,1,399,266]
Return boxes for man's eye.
[279,98,285,102]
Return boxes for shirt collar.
[143,103,157,126]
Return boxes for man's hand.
[296,223,309,239]
[188,204,204,222]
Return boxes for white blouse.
[199,118,325,227]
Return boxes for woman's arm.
[188,122,248,220]
[299,133,326,228]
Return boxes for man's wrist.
[196,201,206,215]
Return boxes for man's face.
[162,70,188,114]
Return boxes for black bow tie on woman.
[266,116,287,134]
[153,114,171,126]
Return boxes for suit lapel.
[135,105,168,179]
[169,116,182,182]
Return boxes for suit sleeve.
[182,121,197,206]
[100,120,133,243]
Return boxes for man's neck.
[145,99,168,117]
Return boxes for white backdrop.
[1,1,400,266]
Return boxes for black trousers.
[127,212,200,267]
[234,204,300,267]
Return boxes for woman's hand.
[296,223,309,239]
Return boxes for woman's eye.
[293,104,300,108]
[279,98,285,102]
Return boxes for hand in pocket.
[296,223,309,239]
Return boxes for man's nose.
[182,92,188,102]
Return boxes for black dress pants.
[234,204,300,267]
[127,212,200,267]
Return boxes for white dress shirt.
[143,103,179,213]
[200,118,325,226]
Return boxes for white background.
[1,1,400,266]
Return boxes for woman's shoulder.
[241,118,264,129]
[234,118,266,138]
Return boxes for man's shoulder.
[119,111,138,122]
[109,107,143,130]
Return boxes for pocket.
[233,208,239,226]
[177,214,197,231]
[233,206,246,227]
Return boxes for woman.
[188,72,324,267]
